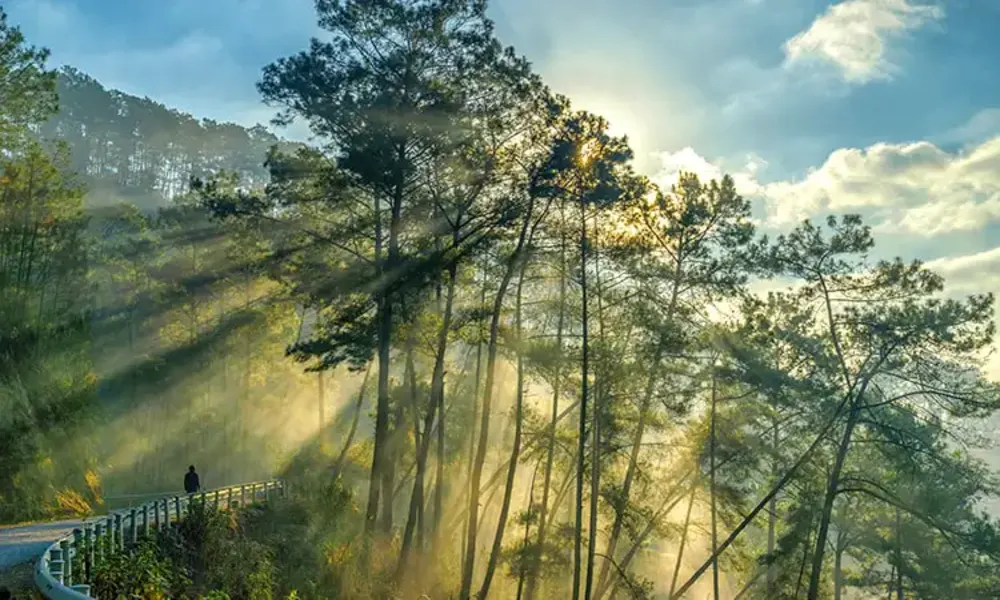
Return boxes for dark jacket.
[184,471,200,494]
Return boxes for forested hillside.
[42,67,294,210]
[4,2,1000,600]
[0,9,316,525]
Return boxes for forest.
[3,1,1000,599]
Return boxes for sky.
[5,0,1000,365]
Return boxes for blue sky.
[6,0,1000,357]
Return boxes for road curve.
[0,520,82,571]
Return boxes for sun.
[573,94,645,151]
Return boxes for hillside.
[39,67,296,210]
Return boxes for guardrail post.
[72,528,83,576]
[49,547,64,584]
[240,484,246,506]
[60,538,73,585]
[93,522,103,568]
[104,517,113,557]
[142,504,150,538]
[173,496,180,524]
[129,508,138,546]
[114,513,123,552]
[153,499,161,531]
[81,526,92,582]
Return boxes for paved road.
[0,520,82,570]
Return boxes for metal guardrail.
[34,479,286,599]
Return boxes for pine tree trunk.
[318,370,326,446]
[895,507,903,600]
[365,193,389,534]
[710,370,720,600]
[398,342,427,578]
[433,260,458,546]
[572,194,590,600]
[596,248,682,598]
[516,465,539,600]
[524,202,567,600]
[834,536,844,600]
[460,197,536,600]
[478,245,531,599]
[796,515,817,598]
[331,366,371,480]
[768,415,779,596]
[381,386,406,533]
[460,259,489,573]
[806,402,861,600]
[585,210,604,600]
[606,478,693,600]
[668,486,697,600]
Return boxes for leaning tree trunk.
[606,476,694,600]
[479,242,532,599]
[460,258,489,572]
[399,255,458,574]
[667,485,698,600]
[432,233,461,549]
[795,514,817,598]
[595,251,682,598]
[459,196,536,600]
[397,340,427,578]
[332,366,372,480]
[525,201,568,600]
[806,402,861,600]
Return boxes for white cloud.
[940,108,1000,147]
[927,246,1000,296]
[651,147,766,197]
[650,136,1000,236]
[925,247,1000,382]
[784,0,943,83]
[762,137,1000,234]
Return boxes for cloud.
[783,0,943,83]
[650,136,1000,236]
[925,247,1000,381]
[762,137,1000,234]
[651,147,767,197]
[927,246,1000,296]
[939,108,1000,147]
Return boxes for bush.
[91,541,177,599]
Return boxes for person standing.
[184,465,200,494]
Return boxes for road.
[0,520,82,571]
